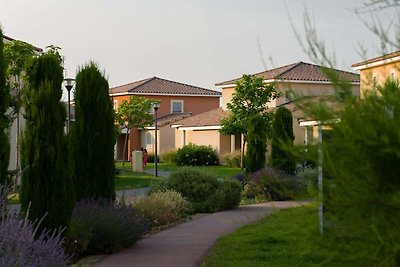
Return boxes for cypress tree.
[271,107,295,174]
[20,52,75,229]
[245,114,268,174]
[73,63,115,200]
[0,29,11,185]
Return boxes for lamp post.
[153,102,160,177]
[63,78,75,133]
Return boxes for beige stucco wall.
[359,61,400,96]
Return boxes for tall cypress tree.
[245,114,268,174]
[0,29,11,185]
[20,52,75,229]
[271,107,296,174]
[73,63,115,200]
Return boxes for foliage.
[0,185,69,267]
[212,179,242,211]
[150,168,241,213]
[133,190,191,227]
[245,114,268,174]
[295,166,318,196]
[146,153,159,163]
[115,95,157,131]
[66,198,147,256]
[20,51,75,230]
[160,150,177,163]
[271,107,296,175]
[0,29,11,185]
[243,167,306,201]
[175,143,219,166]
[306,79,400,266]
[72,63,115,200]
[221,150,242,168]
[220,74,280,138]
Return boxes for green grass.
[203,204,336,267]
[115,162,162,190]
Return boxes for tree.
[271,107,295,175]
[20,50,75,229]
[245,114,268,174]
[115,96,158,167]
[73,63,115,200]
[220,74,280,168]
[3,39,35,188]
[0,29,11,185]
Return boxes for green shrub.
[213,180,242,210]
[150,168,241,213]
[147,153,159,163]
[160,150,178,163]
[66,198,147,256]
[295,166,318,196]
[221,150,241,168]
[176,143,219,166]
[133,190,191,227]
[243,167,306,201]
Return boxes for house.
[3,35,42,173]
[109,76,221,160]
[352,50,400,95]
[172,61,360,157]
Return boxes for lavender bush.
[243,167,306,201]
[66,198,147,256]
[0,185,68,267]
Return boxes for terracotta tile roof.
[352,50,400,68]
[172,108,229,127]
[3,34,43,52]
[110,77,221,96]
[155,112,192,127]
[215,61,360,86]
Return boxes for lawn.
[203,204,340,267]
[115,162,162,190]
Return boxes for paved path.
[144,169,172,177]
[116,187,150,200]
[92,200,310,267]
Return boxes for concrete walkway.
[92,200,309,267]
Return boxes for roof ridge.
[274,61,303,79]
[110,77,154,91]
[129,76,157,92]
[153,76,216,93]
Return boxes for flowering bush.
[0,185,68,267]
[133,190,191,227]
[243,167,306,201]
[66,198,147,256]
[176,143,219,166]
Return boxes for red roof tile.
[215,61,360,86]
[110,77,221,96]
[172,108,229,127]
[352,50,400,68]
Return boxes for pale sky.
[1,0,397,96]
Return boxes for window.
[149,103,154,114]
[146,132,153,145]
[171,100,183,113]
[372,74,378,88]
[390,70,396,81]
[113,100,118,109]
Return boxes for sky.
[1,0,398,98]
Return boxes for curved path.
[92,200,310,267]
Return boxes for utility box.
[132,151,143,172]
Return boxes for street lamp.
[63,78,75,133]
[153,102,161,177]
